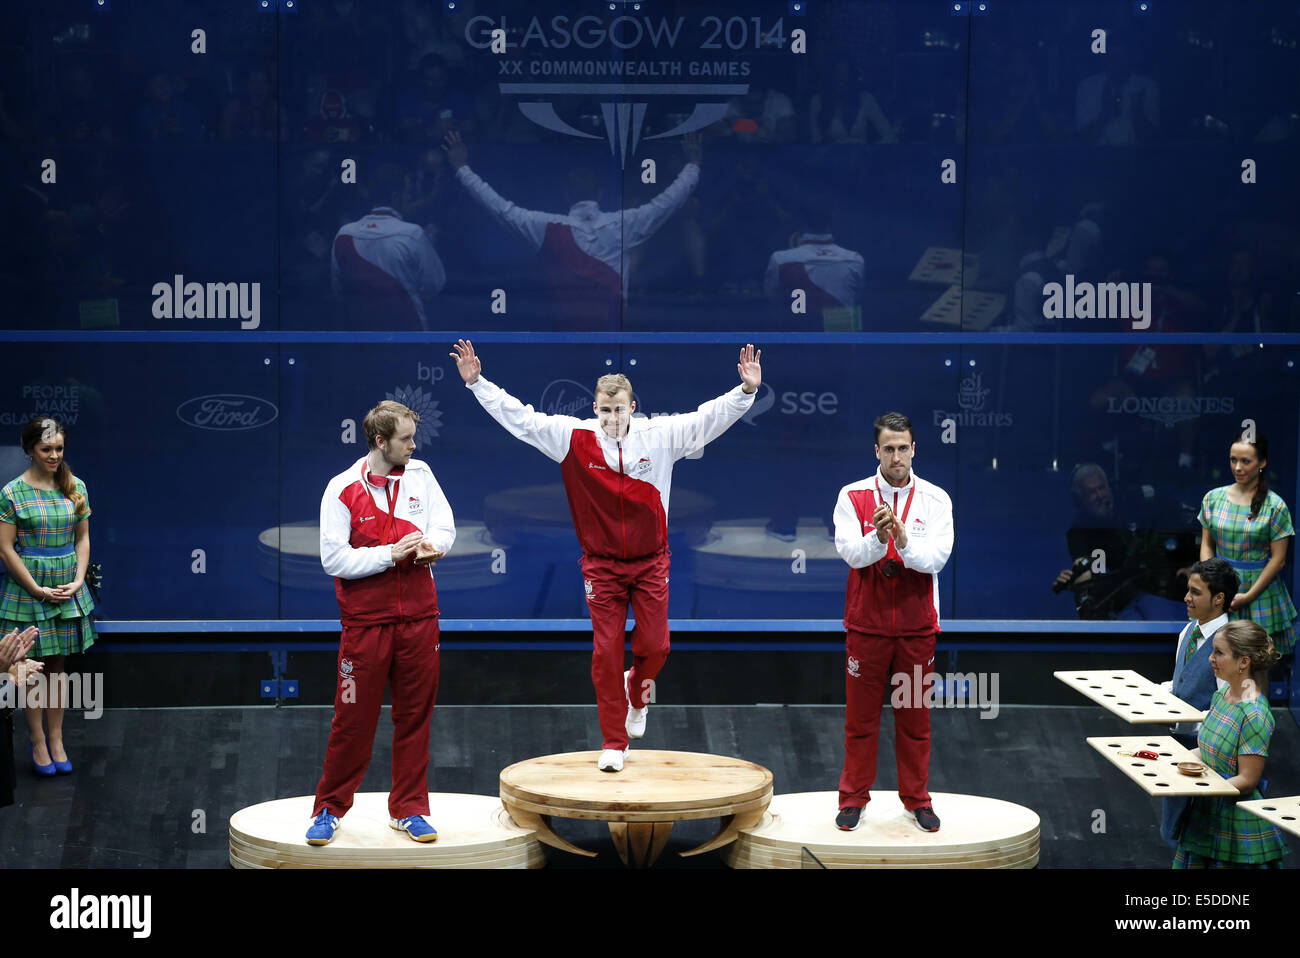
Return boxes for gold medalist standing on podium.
[306,400,455,846]
[451,340,759,772]
[832,412,953,833]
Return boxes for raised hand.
[450,339,481,384]
[442,130,469,170]
[737,343,762,394]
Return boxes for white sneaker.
[624,669,649,739]
[597,748,628,772]
[626,705,648,739]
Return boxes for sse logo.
[176,395,278,431]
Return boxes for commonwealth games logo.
[465,12,798,166]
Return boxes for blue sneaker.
[389,815,438,843]
[305,809,340,846]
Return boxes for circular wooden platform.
[725,791,1039,869]
[229,793,545,869]
[499,750,773,867]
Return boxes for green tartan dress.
[1173,688,1288,868]
[0,477,96,657]
[1199,486,1297,656]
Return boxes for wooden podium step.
[229,792,544,869]
[726,791,1040,869]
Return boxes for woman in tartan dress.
[1173,620,1288,868]
[0,417,95,775]
[1199,433,1296,657]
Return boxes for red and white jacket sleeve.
[898,485,954,574]
[320,474,394,580]
[620,163,700,246]
[833,484,888,569]
[419,470,457,557]
[467,377,581,463]
[455,166,551,251]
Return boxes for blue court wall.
[0,0,1296,632]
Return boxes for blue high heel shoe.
[46,737,72,774]
[31,742,56,776]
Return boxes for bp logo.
[386,385,442,443]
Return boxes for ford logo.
[176,394,278,431]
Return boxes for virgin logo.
[176,395,279,431]
[540,379,594,417]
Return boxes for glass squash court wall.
[0,0,1295,635]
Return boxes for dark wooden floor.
[2,703,1295,869]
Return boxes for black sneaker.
[907,806,940,832]
[835,806,862,831]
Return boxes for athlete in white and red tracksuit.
[331,207,446,330]
[832,413,953,831]
[311,404,455,831]
[443,131,701,330]
[763,232,864,329]
[451,340,760,768]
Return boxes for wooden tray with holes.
[1087,736,1240,797]
[1238,796,1300,839]
[1054,669,1206,723]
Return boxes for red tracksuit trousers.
[838,628,935,810]
[582,552,671,750]
[313,616,440,820]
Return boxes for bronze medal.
[880,558,901,578]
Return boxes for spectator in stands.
[1053,462,1196,620]
[133,73,205,143]
[220,67,278,143]
[331,164,445,330]
[763,211,865,330]
[396,53,476,144]
[809,63,896,145]
[302,89,366,144]
[720,83,797,145]
[1076,34,1160,144]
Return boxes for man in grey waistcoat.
[1158,557,1238,846]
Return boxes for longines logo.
[466,12,795,165]
[386,385,442,443]
[932,372,1013,428]
[1105,395,1234,426]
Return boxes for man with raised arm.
[832,412,954,833]
[442,131,702,329]
[451,339,760,771]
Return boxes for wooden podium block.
[499,750,773,867]
[1055,669,1206,724]
[726,791,1039,869]
[228,793,544,869]
[1238,796,1300,839]
[1087,736,1240,797]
